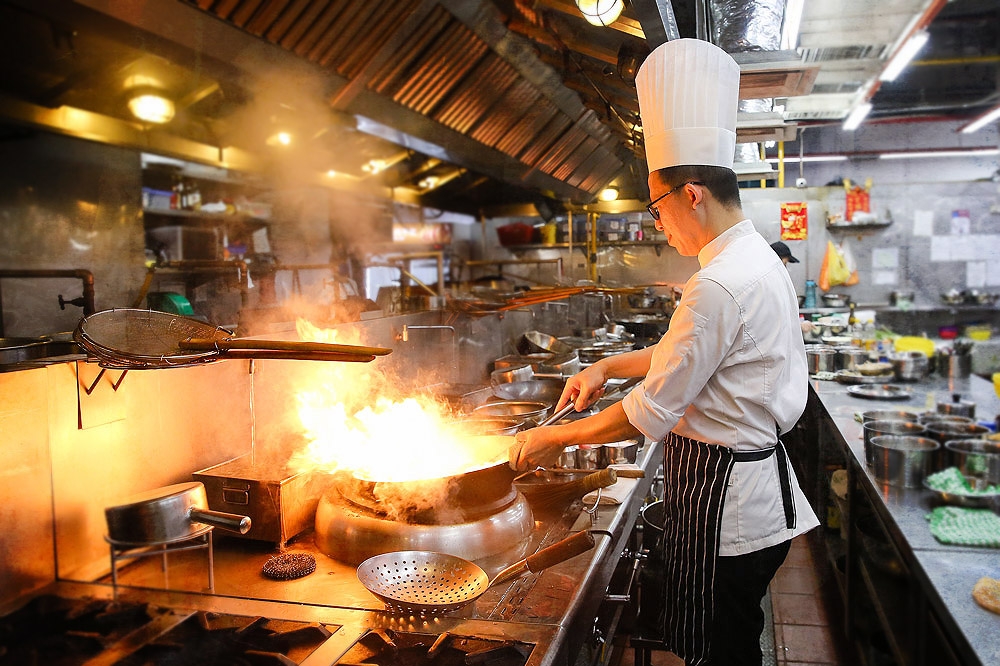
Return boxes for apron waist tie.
[731,443,796,529]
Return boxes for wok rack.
[104,527,216,601]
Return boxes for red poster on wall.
[780,202,808,240]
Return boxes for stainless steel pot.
[861,409,921,424]
[944,439,1000,486]
[924,421,989,445]
[869,435,939,488]
[835,346,868,372]
[890,351,929,382]
[937,394,976,418]
[805,346,836,374]
[863,420,926,467]
[603,439,639,465]
[104,481,251,545]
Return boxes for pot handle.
[189,508,252,534]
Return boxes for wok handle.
[180,338,392,356]
[189,508,252,534]
[526,530,596,573]
[576,467,618,494]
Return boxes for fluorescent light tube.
[842,102,872,131]
[879,148,1000,159]
[960,104,1000,134]
[880,30,929,82]
[765,155,848,163]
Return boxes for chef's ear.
[684,182,704,208]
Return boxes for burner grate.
[113,611,335,666]
[0,595,167,666]
[338,630,530,666]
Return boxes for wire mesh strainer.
[357,530,595,615]
[75,308,391,369]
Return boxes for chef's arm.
[593,346,655,380]
[509,402,641,470]
[556,346,654,412]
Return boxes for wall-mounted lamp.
[598,185,620,202]
[576,0,624,27]
[127,89,175,124]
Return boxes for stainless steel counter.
[808,374,1000,665]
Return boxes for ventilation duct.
[710,0,785,179]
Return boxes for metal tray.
[835,370,895,384]
[923,480,1000,510]
[846,384,912,400]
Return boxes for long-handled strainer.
[357,530,595,615]
[74,308,391,369]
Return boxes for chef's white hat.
[636,38,740,172]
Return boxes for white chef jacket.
[623,220,819,556]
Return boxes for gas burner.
[0,595,175,666]
[113,612,336,666]
[338,629,531,666]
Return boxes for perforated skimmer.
[357,530,595,615]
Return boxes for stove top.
[0,595,338,666]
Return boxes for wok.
[518,330,573,355]
[492,378,565,402]
[105,481,251,545]
[357,530,595,614]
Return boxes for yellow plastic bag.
[826,241,851,287]
[819,241,851,290]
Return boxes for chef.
[509,38,819,666]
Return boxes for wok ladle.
[357,530,595,615]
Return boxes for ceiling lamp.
[576,0,624,27]
[842,102,872,131]
[598,185,619,202]
[880,30,929,82]
[127,89,175,124]
[960,103,1000,134]
[265,131,293,147]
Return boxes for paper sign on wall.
[950,210,971,235]
[780,202,808,240]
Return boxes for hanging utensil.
[74,309,390,368]
[357,530,595,615]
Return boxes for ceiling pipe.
[709,0,785,176]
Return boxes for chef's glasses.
[646,181,703,220]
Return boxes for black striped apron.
[658,432,794,666]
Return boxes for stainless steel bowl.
[822,294,850,308]
[472,400,551,426]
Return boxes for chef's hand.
[509,427,565,471]
[556,363,607,413]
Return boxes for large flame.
[288,320,510,484]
